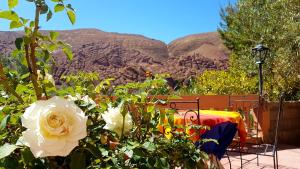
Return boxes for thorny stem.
[121,114,125,140]
[41,70,49,100]
[41,83,49,99]
[25,5,43,100]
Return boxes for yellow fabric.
[199,110,241,118]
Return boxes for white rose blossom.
[66,94,96,109]
[37,70,55,86]
[65,93,82,101]
[21,96,87,158]
[102,105,133,137]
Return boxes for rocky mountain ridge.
[0,29,229,84]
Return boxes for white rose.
[65,93,82,101]
[102,105,133,137]
[21,96,87,158]
[82,95,96,106]
[66,94,96,109]
[37,70,55,86]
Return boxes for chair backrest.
[158,98,201,139]
[274,93,285,146]
[228,95,260,138]
[168,98,201,125]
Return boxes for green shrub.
[177,69,257,96]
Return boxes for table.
[158,110,247,143]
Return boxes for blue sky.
[0,0,236,43]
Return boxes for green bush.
[177,69,257,96]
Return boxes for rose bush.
[21,96,87,157]
[0,0,214,168]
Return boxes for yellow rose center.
[47,114,65,128]
[40,111,70,137]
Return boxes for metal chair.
[256,93,284,169]
[226,94,285,169]
[160,98,201,137]
[226,95,260,168]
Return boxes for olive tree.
[219,0,300,100]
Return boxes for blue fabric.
[196,122,237,159]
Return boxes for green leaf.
[67,10,76,25]
[142,142,156,152]
[154,157,169,168]
[43,50,50,62]
[85,143,101,157]
[54,4,65,12]
[51,0,60,2]
[48,43,58,51]
[100,102,108,109]
[29,21,35,28]
[9,20,22,29]
[16,84,29,93]
[147,105,155,113]
[50,31,59,41]
[166,109,175,128]
[0,115,10,130]
[15,37,23,50]
[0,144,18,159]
[40,5,49,14]
[46,10,53,21]
[21,148,34,165]
[8,0,18,9]
[70,151,86,169]
[62,44,73,60]
[20,73,29,80]
[9,114,20,125]
[20,17,29,25]
[0,10,19,21]
[66,4,75,11]
[0,156,18,168]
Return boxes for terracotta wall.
[157,95,259,110]
[262,101,300,146]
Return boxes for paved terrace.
[221,144,300,169]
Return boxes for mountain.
[0,29,229,85]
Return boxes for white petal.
[54,141,78,157]
[21,101,46,129]
[22,130,45,158]
[40,137,66,152]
